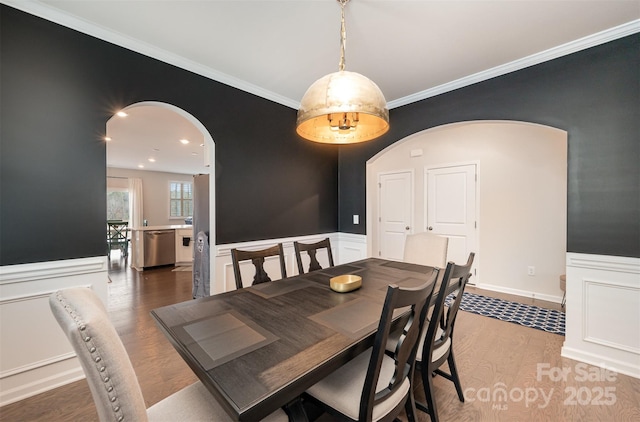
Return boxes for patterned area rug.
[447,292,565,336]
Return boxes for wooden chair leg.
[419,365,438,422]
[404,390,417,422]
[425,370,439,422]
[447,350,465,402]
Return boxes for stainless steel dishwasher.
[143,230,175,267]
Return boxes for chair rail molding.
[0,257,109,406]
[562,253,640,379]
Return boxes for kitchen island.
[130,225,193,271]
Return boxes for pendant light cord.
[338,0,349,71]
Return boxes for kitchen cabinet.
[175,228,194,264]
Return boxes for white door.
[378,171,413,260]
[426,164,478,281]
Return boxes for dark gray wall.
[338,34,640,258]
[0,6,338,266]
[1,6,638,265]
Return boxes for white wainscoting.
[562,253,640,379]
[336,232,368,265]
[213,232,368,294]
[0,257,109,406]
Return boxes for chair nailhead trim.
[55,291,125,422]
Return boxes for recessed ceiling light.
[179,139,189,145]
[191,152,198,156]
[104,136,112,141]
[116,111,128,117]
[148,158,156,162]
[137,164,144,168]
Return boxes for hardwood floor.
[1,258,638,421]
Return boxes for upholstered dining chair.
[293,238,334,274]
[231,243,287,289]
[415,253,475,422]
[303,268,440,422]
[49,287,288,422]
[403,232,449,269]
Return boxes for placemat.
[309,297,381,338]
[175,311,279,370]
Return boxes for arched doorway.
[106,101,216,293]
[366,120,568,302]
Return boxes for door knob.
[428,226,433,231]
[405,226,410,230]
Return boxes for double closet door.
[377,164,477,279]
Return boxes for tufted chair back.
[50,288,148,422]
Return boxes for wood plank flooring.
[1,258,638,421]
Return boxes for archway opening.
[106,101,216,294]
[366,120,567,302]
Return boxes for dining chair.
[231,243,287,289]
[293,238,335,274]
[304,268,440,422]
[107,220,129,259]
[49,287,288,422]
[403,232,449,269]
[415,253,475,422]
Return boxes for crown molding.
[387,19,640,109]
[3,1,638,110]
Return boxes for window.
[107,189,129,221]
[170,181,193,218]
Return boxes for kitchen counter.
[130,224,192,231]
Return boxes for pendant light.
[296,0,389,144]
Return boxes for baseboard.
[0,354,85,407]
[561,345,640,380]
[474,282,563,304]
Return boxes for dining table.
[151,257,440,421]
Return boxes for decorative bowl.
[330,274,362,293]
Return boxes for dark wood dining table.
[151,258,439,421]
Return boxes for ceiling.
[106,105,209,175]
[6,0,639,174]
